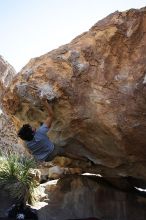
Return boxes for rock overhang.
[1,8,146,180]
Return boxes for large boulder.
[37,175,146,220]
[0,56,25,154]
[1,8,146,180]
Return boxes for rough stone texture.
[0,56,16,100]
[2,8,146,180]
[0,56,25,155]
[37,175,146,220]
[0,113,24,154]
[48,165,82,179]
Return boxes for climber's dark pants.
[45,145,65,162]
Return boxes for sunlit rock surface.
[0,55,16,98]
[0,56,25,154]
[1,7,146,214]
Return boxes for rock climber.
[17,99,88,163]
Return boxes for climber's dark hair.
[18,124,35,141]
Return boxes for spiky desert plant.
[0,152,37,204]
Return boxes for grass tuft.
[0,152,37,204]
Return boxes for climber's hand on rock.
[41,96,48,103]
[40,97,49,108]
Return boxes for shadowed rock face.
[0,188,15,218]
[37,175,146,220]
[2,8,146,179]
[0,113,24,154]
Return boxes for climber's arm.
[43,100,54,128]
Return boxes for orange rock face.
[2,8,146,179]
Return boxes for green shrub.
[0,153,37,204]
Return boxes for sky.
[0,0,146,72]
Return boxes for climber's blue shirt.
[26,123,54,161]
